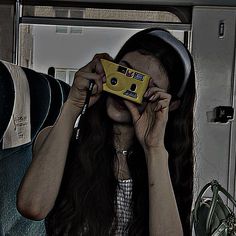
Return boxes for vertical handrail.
[13,0,21,64]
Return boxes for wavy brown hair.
[45,28,196,236]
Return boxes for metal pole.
[13,0,21,64]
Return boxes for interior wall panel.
[0,4,14,62]
[191,6,236,199]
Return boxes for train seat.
[0,60,70,235]
[40,74,71,129]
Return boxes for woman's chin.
[106,96,132,123]
[108,112,132,124]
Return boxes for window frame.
[16,2,192,64]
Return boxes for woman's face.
[106,51,169,124]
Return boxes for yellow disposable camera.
[101,59,150,104]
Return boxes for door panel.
[192,6,236,200]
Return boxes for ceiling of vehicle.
[19,0,236,7]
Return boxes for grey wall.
[0,4,14,62]
[192,6,236,198]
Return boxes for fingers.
[123,100,141,124]
[143,87,171,114]
[153,99,170,112]
[92,53,113,77]
[74,53,113,95]
[150,94,171,114]
[144,86,170,100]
[75,71,102,94]
[92,53,113,61]
[124,88,171,123]
[80,53,113,74]
[73,71,99,97]
[144,87,166,99]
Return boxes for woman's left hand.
[124,87,171,152]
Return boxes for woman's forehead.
[120,51,169,90]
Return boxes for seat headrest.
[0,61,51,149]
[0,61,32,149]
[0,61,72,150]
[40,74,63,128]
[0,62,15,144]
[21,67,51,142]
[56,79,71,103]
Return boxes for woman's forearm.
[145,147,183,236]
[17,101,81,220]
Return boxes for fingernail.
[149,95,155,101]
[144,90,149,97]
[102,75,106,82]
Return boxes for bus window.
[19,6,188,85]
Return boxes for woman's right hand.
[66,53,113,112]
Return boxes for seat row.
[0,60,70,236]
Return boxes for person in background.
[48,67,55,77]
[17,28,195,236]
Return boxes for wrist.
[144,144,166,155]
[62,100,82,121]
[144,146,169,167]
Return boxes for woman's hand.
[66,53,113,112]
[124,87,171,152]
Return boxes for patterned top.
[114,179,133,235]
[45,179,134,235]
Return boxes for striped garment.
[114,179,133,235]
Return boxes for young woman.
[17,28,196,235]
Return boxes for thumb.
[123,100,140,123]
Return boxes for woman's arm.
[124,87,183,235]
[17,53,111,220]
[145,147,183,236]
[17,101,81,220]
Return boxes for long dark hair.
[45,28,196,236]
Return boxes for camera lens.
[111,77,117,85]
